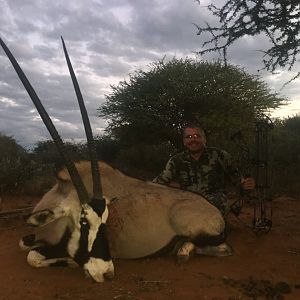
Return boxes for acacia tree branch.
[196,0,300,84]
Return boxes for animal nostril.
[84,269,92,279]
[104,270,115,281]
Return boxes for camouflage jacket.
[153,147,241,214]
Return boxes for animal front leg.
[27,249,77,268]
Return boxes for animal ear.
[56,167,72,181]
[56,173,74,196]
[27,209,55,227]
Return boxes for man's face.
[183,127,206,153]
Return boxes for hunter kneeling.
[153,123,255,216]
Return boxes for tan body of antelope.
[22,161,231,264]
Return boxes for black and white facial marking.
[23,198,114,282]
[68,198,114,282]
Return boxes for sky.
[1,0,300,148]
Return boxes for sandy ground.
[0,195,299,300]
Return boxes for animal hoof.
[176,254,190,265]
[217,243,233,256]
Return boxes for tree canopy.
[195,0,300,82]
[98,58,286,149]
[32,140,87,166]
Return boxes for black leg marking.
[192,233,225,247]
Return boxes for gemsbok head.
[0,37,114,282]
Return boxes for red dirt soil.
[0,195,299,300]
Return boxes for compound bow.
[230,114,273,234]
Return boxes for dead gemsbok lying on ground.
[0,37,232,283]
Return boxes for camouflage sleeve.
[152,157,177,185]
[221,150,241,186]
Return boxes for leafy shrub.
[0,133,32,193]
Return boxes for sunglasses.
[184,134,202,139]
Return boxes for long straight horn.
[0,37,90,204]
[61,37,103,200]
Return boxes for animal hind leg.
[170,199,230,261]
[192,233,233,257]
[170,199,226,239]
[194,243,233,257]
[176,239,233,263]
[176,241,195,264]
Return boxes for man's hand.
[241,177,255,190]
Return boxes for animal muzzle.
[84,257,115,282]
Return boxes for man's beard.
[189,148,202,154]
[187,142,204,154]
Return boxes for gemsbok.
[0,37,232,282]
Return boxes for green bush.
[1,112,299,199]
[270,116,300,197]
[114,142,175,180]
[0,133,32,193]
